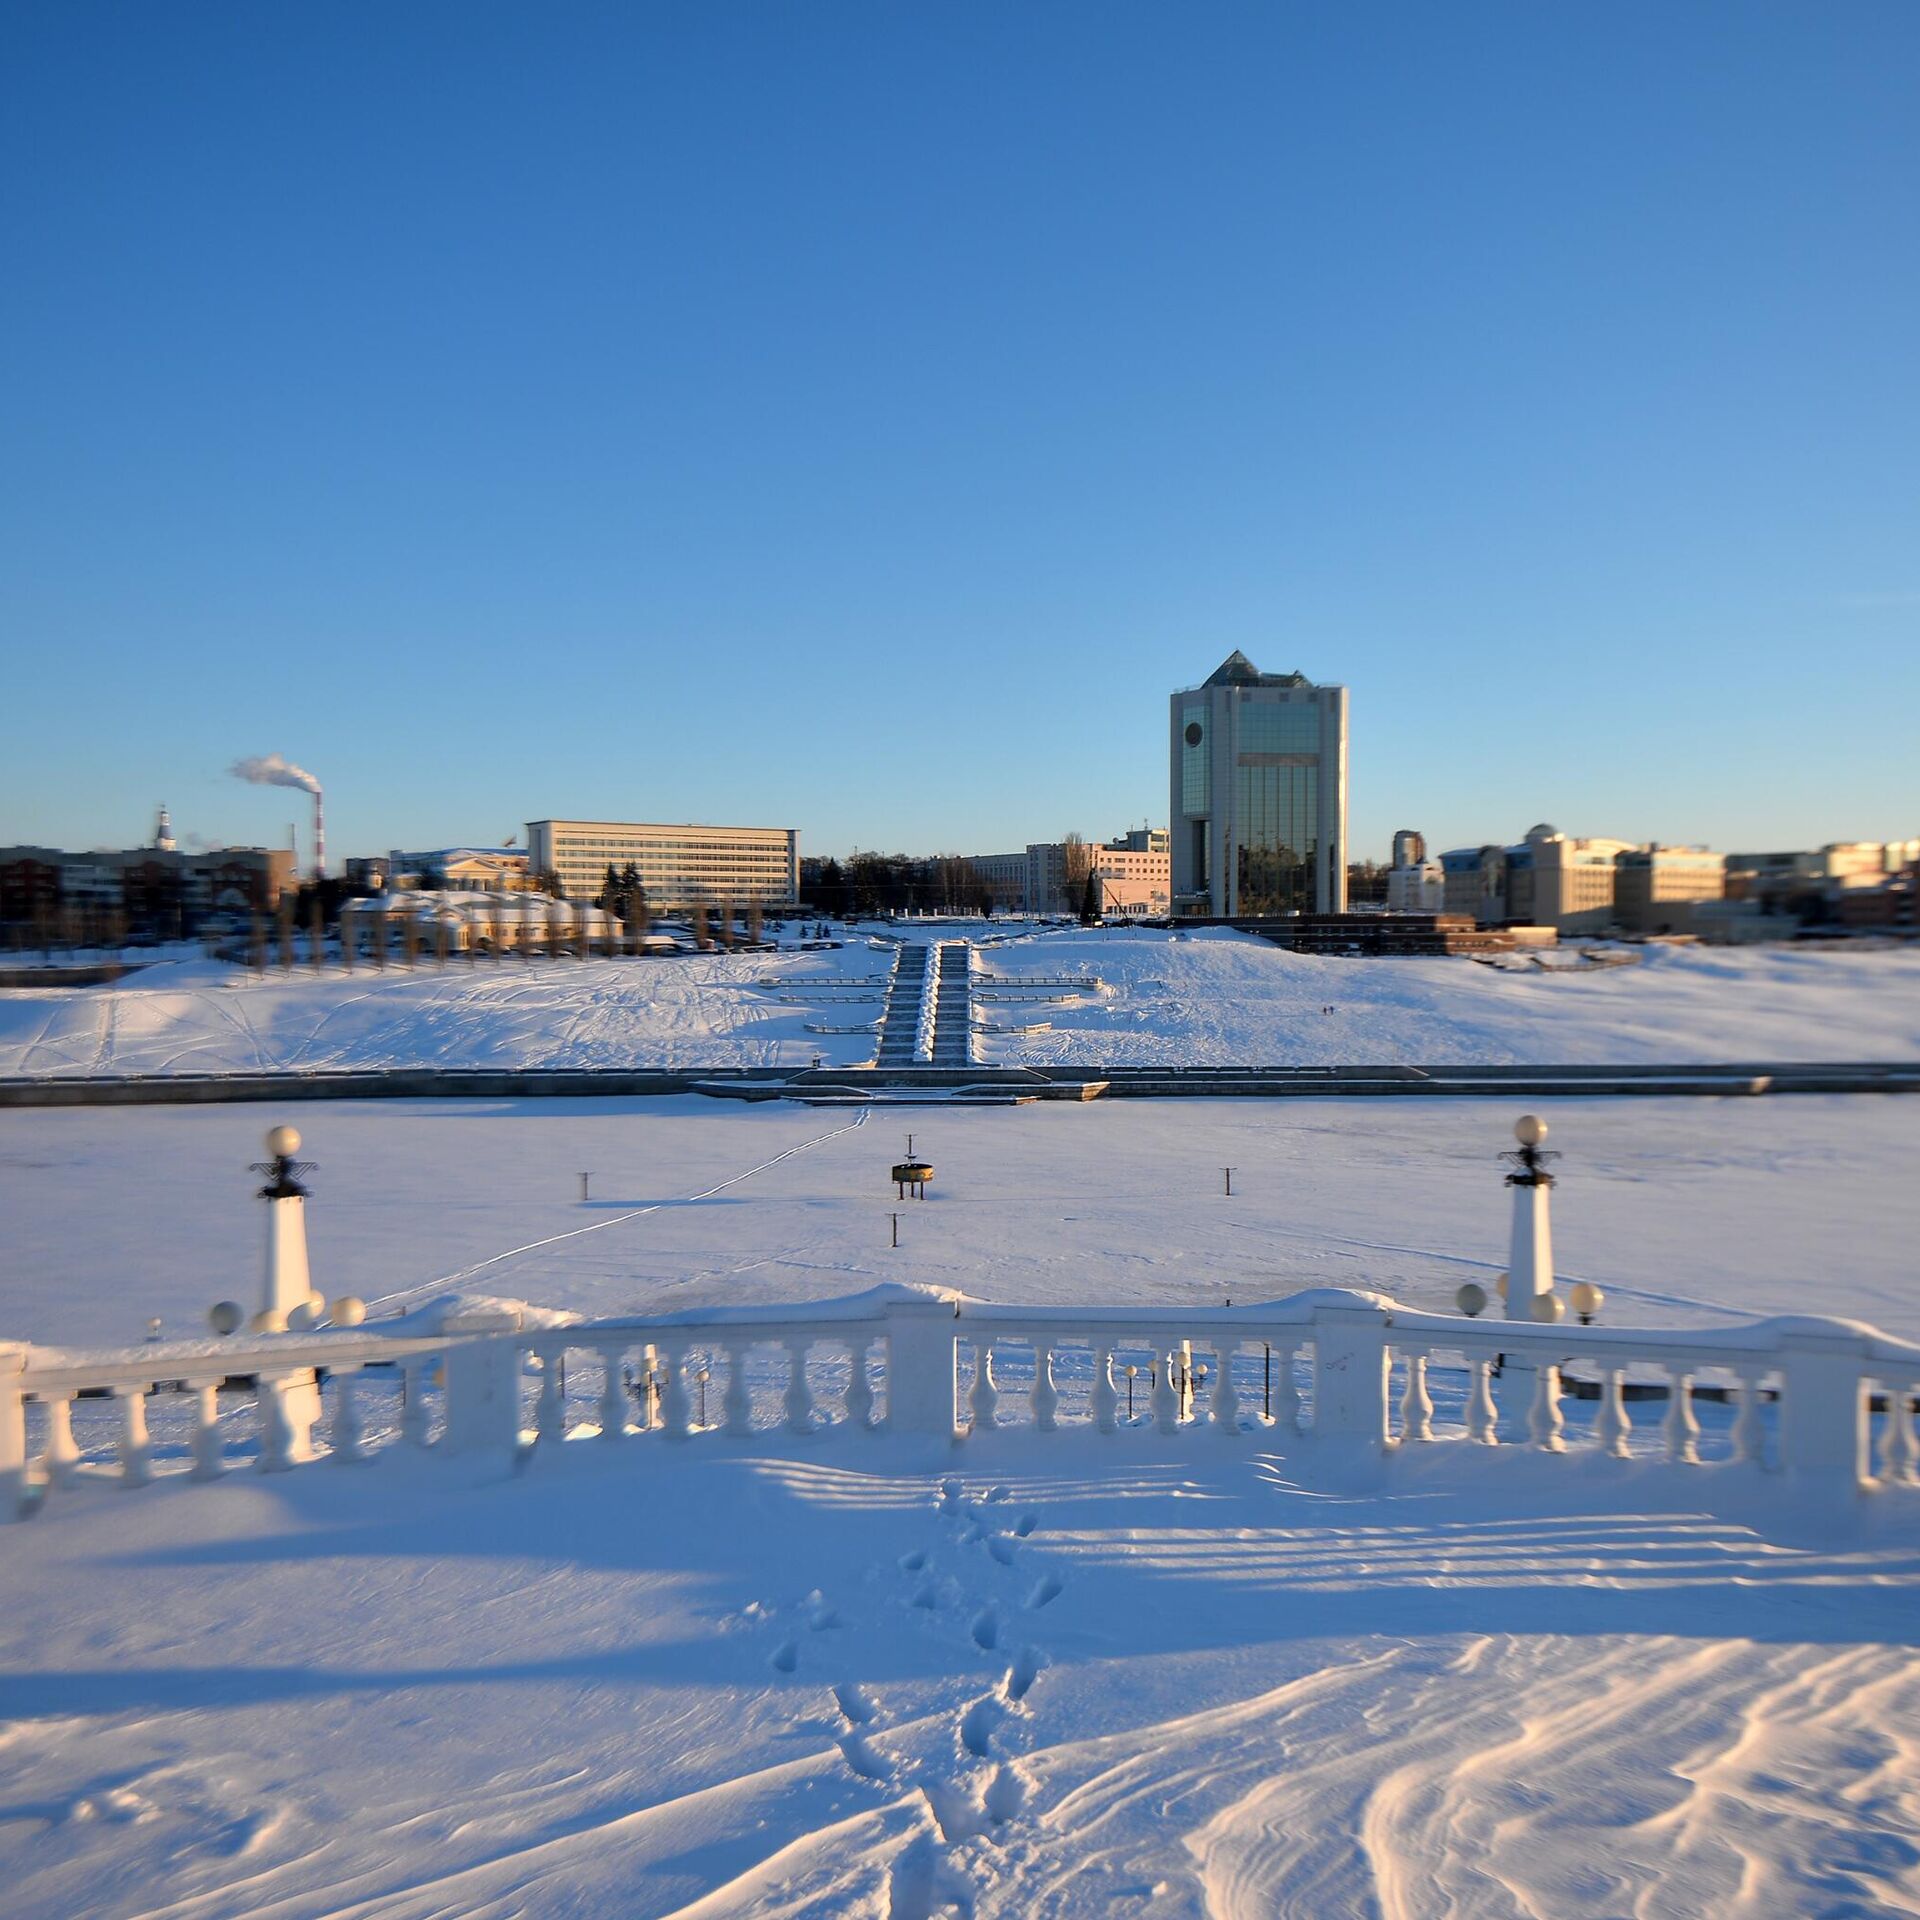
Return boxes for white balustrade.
[970,1342,999,1433]
[42,1392,81,1488]
[845,1339,876,1431]
[1663,1369,1701,1465]
[784,1339,814,1435]
[8,1286,1920,1520]
[724,1341,754,1435]
[117,1386,151,1486]
[1878,1378,1918,1486]
[1090,1342,1117,1434]
[1594,1368,1632,1458]
[190,1381,224,1479]
[329,1365,366,1463]
[597,1344,628,1441]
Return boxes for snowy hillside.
[2,930,1918,1078]
[971,926,1920,1066]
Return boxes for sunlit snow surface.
[2,928,1919,1076]
[4,1087,1920,1912]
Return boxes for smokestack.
[231,754,324,880]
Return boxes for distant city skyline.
[3,5,1916,866]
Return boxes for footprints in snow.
[762,1470,1064,1897]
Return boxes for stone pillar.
[882,1292,959,1438]
[440,1309,527,1455]
[1506,1181,1554,1320]
[1777,1322,1870,1489]
[1310,1305,1390,1447]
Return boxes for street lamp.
[1569,1281,1604,1326]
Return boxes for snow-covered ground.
[0,942,897,1077]
[2,929,1918,1079]
[970,925,1920,1066]
[4,1094,1920,1916]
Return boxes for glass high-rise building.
[1169,653,1349,917]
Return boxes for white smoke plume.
[230,753,321,796]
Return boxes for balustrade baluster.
[1213,1342,1242,1437]
[724,1341,754,1435]
[1730,1368,1764,1466]
[597,1344,628,1441]
[401,1359,434,1447]
[1526,1362,1565,1453]
[784,1339,813,1436]
[1663,1369,1701,1465]
[259,1375,295,1472]
[1877,1377,1918,1486]
[1397,1351,1434,1443]
[329,1366,365,1463]
[535,1351,566,1446]
[1594,1368,1632,1458]
[42,1392,80,1488]
[1032,1341,1059,1433]
[969,1341,998,1434]
[117,1386,152,1486]
[1090,1341,1118,1435]
[663,1343,694,1440]
[189,1381,223,1480]
[1274,1341,1301,1436]
[1466,1356,1498,1444]
[845,1339,875,1431]
[1152,1345,1180,1434]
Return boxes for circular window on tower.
[1184,722,1203,746]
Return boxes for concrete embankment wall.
[2,1062,1918,1108]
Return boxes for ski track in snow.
[369,1107,872,1313]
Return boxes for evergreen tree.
[1080,868,1102,925]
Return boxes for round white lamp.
[1530,1291,1565,1323]
[266,1124,302,1158]
[1455,1281,1488,1318]
[330,1295,367,1327]
[1569,1281,1604,1324]
[1514,1114,1548,1148]
[208,1300,243,1336]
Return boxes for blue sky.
[3,2,1916,866]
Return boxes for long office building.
[526,819,799,909]
[1170,652,1349,916]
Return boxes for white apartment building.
[526,820,799,909]
[1169,653,1349,916]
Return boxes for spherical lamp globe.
[250,1307,285,1334]
[1513,1114,1548,1148]
[1569,1281,1604,1320]
[1455,1281,1488,1318]
[207,1300,243,1336]
[1529,1291,1566,1323]
[330,1295,367,1327]
[266,1124,301,1158]
[286,1299,322,1332]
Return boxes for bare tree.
[1060,833,1092,915]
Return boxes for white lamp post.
[249,1125,322,1459]
[1503,1115,1558,1322]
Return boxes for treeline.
[799,853,997,919]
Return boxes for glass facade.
[1235,701,1321,756]
[1180,702,1209,816]
[1233,763,1319,914]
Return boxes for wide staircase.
[930,942,975,1067]
[874,948,930,1067]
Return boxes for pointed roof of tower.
[1203,651,1308,689]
